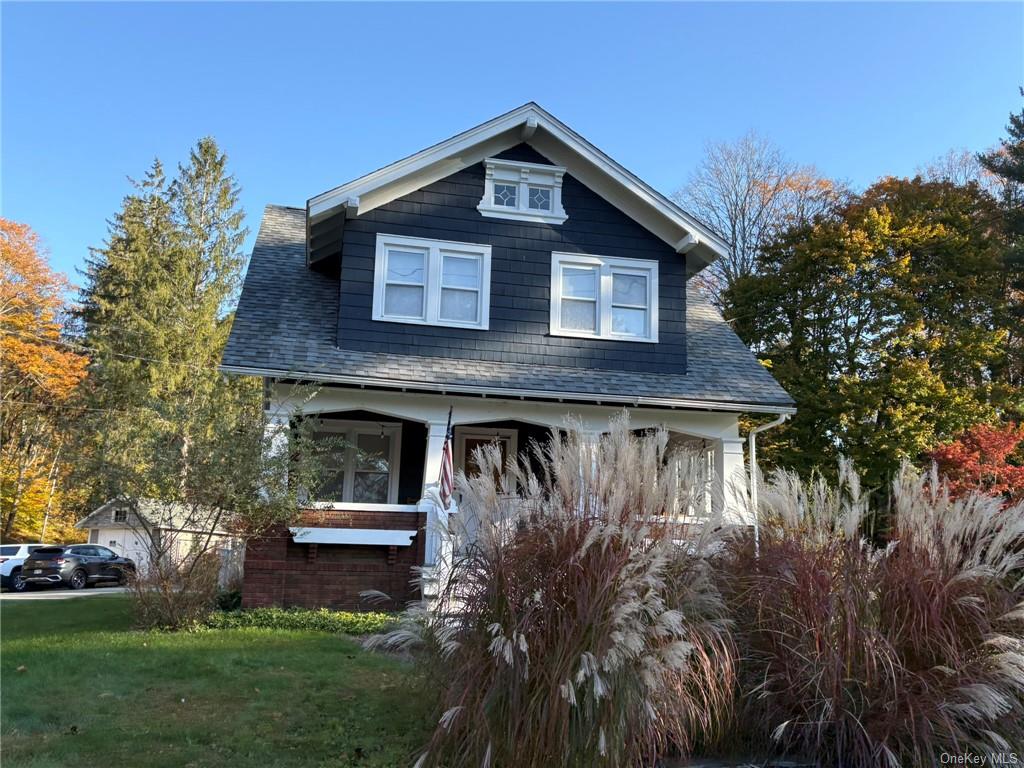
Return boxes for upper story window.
[549,252,659,343]
[477,158,568,225]
[373,234,491,330]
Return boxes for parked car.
[0,543,51,592]
[21,545,135,590]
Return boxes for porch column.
[419,419,451,567]
[713,437,750,527]
[262,407,291,491]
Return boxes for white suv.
[1,544,50,592]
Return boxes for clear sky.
[3,2,1022,278]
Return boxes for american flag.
[438,407,454,510]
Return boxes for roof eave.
[219,363,796,415]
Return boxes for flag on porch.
[438,406,454,510]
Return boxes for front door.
[454,427,518,484]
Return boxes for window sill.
[476,204,568,225]
[306,502,421,513]
[549,328,659,344]
[371,313,489,331]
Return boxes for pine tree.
[72,139,253,509]
[979,93,1024,391]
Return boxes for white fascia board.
[305,103,730,265]
[220,363,796,415]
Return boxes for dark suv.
[22,545,135,590]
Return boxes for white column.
[261,407,291,497]
[420,419,450,567]
[713,437,750,527]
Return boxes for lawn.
[1,596,429,768]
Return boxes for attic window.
[478,158,568,225]
[114,509,127,523]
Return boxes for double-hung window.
[550,252,659,342]
[313,421,402,505]
[373,234,491,330]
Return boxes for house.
[221,103,794,610]
[76,498,240,577]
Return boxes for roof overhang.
[306,102,730,269]
[220,363,796,415]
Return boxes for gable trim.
[306,103,729,266]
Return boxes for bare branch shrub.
[725,462,1024,767]
[365,414,736,767]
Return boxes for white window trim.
[549,252,659,343]
[453,427,519,476]
[373,233,491,330]
[312,420,403,505]
[477,158,568,225]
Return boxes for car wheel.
[10,568,29,592]
[69,569,88,590]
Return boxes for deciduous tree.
[0,218,87,540]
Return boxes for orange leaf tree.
[1,218,88,541]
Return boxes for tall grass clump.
[366,415,735,768]
[726,461,1024,767]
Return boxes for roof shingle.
[222,205,794,412]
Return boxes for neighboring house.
[222,103,795,610]
[76,499,240,574]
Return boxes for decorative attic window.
[373,234,491,330]
[550,252,659,343]
[477,158,568,225]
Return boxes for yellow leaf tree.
[1,218,88,542]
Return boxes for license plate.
[33,569,41,574]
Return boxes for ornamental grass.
[365,415,736,768]
[724,461,1024,768]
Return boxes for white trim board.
[305,103,729,268]
[289,527,418,547]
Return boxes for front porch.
[244,384,751,610]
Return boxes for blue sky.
[3,2,1022,278]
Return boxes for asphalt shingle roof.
[222,205,795,412]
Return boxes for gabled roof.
[306,102,729,269]
[222,206,795,413]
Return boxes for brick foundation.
[242,508,427,610]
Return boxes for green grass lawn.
[1,596,429,767]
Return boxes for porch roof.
[221,206,795,414]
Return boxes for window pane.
[612,273,647,307]
[440,288,479,323]
[494,183,517,207]
[612,307,648,336]
[562,266,597,299]
[386,250,425,284]
[355,433,391,473]
[561,299,597,332]
[442,254,480,289]
[314,432,347,502]
[383,284,425,318]
[353,472,389,503]
[528,186,551,211]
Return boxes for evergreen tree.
[72,139,253,510]
[979,93,1024,390]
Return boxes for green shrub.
[204,606,395,635]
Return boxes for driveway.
[0,585,128,601]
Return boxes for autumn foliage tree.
[929,422,1024,503]
[0,218,88,541]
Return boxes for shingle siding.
[334,144,687,375]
